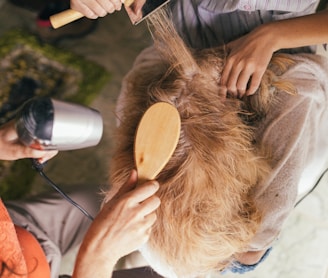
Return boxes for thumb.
[113,169,138,200]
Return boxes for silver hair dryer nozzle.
[16,97,103,151]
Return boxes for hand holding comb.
[50,0,170,29]
[134,102,180,184]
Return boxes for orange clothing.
[0,199,50,277]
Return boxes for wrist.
[73,258,115,278]
[72,243,117,278]
[254,23,280,53]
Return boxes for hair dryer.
[15,97,103,151]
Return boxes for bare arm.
[272,10,328,50]
[220,10,328,97]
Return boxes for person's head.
[106,9,295,277]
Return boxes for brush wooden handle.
[50,9,84,29]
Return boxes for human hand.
[220,24,276,98]
[70,0,124,19]
[72,169,161,278]
[0,120,58,163]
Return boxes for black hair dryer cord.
[31,159,94,221]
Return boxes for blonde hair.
[107,8,296,277]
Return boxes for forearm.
[72,243,116,278]
[264,10,328,52]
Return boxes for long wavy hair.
[106,8,295,277]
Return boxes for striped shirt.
[169,0,319,50]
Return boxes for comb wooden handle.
[50,9,84,29]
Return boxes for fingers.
[246,71,263,96]
[144,211,158,226]
[220,38,269,98]
[221,64,263,98]
[113,170,160,204]
[221,60,243,97]
[113,169,138,200]
[100,0,122,12]
[87,6,105,18]
[137,194,161,217]
[135,211,158,239]
[35,150,59,164]
[128,180,160,204]
[15,143,58,162]
[14,137,58,162]
[114,178,160,221]
[3,146,58,162]
[0,119,58,161]
[220,58,233,94]
[71,0,123,19]
[221,57,254,98]
[236,70,250,98]
[104,170,160,227]
[86,174,161,262]
[105,170,160,213]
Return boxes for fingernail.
[152,181,159,191]
[38,158,45,164]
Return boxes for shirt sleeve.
[169,0,320,49]
[175,0,319,13]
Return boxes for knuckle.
[85,10,98,18]
[105,2,115,13]
[106,8,114,14]
[150,195,161,206]
[236,82,247,91]
[113,0,122,10]
[246,59,257,68]
[226,83,237,94]
[99,9,108,17]
[70,0,79,8]
[93,5,107,16]
[117,195,133,209]
[144,213,157,227]
[23,147,36,159]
